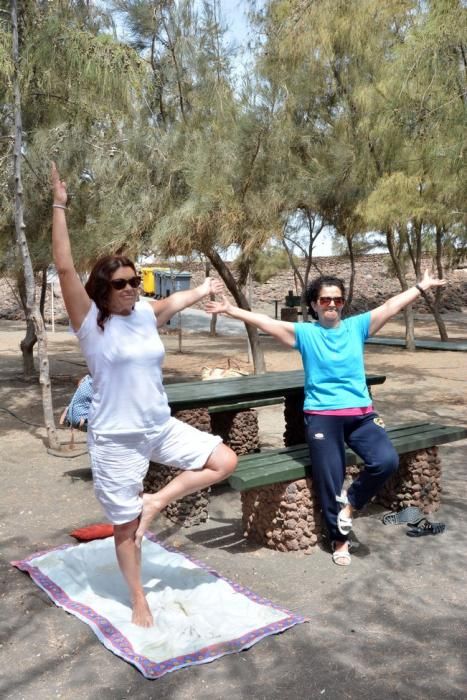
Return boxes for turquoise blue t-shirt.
[293,312,371,411]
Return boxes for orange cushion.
[70,523,114,541]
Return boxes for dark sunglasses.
[109,275,141,291]
[318,296,345,307]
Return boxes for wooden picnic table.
[164,370,386,411]
[165,370,387,450]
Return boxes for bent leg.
[135,441,237,547]
[346,414,399,511]
[114,518,153,627]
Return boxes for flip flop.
[331,542,351,566]
[382,506,423,526]
[406,519,446,537]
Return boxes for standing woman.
[51,163,237,626]
[206,272,445,566]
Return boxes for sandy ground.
[1,313,467,700]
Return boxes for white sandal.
[331,542,351,566]
[336,494,353,536]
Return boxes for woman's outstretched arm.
[369,270,446,336]
[205,296,296,348]
[51,162,91,331]
[151,277,224,327]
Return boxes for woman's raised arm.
[369,270,446,336]
[51,162,91,331]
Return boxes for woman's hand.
[51,161,68,206]
[417,269,446,292]
[199,277,224,297]
[369,268,447,336]
[205,295,232,316]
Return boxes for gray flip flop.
[382,506,423,526]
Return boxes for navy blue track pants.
[304,412,399,542]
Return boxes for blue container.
[153,268,170,298]
[159,271,192,296]
[173,272,191,292]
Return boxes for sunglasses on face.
[318,296,345,307]
[109,275,141,291]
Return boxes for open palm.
[205,295,230,315]
[51,162,68,206]
[421,269,446,289]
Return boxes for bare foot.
[132,594,154,627]
[134,494,164,548]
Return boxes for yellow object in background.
[141,267,156,294]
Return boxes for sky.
[218,0,250,42]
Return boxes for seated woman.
[206,271,445,566]
[51,163,237,625]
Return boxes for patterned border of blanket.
[11,533,308,679]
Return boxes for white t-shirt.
[75,300,171,434]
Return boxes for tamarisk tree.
[2,1,145,447]
[9,0,59,447]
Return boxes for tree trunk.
[345,234,356,310]
[432,226,449,341]
[17,272,37,377]
[11,0,60,449]
[39,265,47,318]
[205,260,218,336]
[205,248,266,374]
[407,222,448,340]
[386,228,416,351]
[282,213,324,323]
[20,318,37,378]
[403,306,416,351]
[422,292,448,341]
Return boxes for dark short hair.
[85,255,136,330]
[306,275,346,320]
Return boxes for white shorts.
[87,417,223,525]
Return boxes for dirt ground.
[1,313,467,700]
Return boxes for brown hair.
[306,275,346,320]
[84,255,136,330]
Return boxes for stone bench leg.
[210,409,259,456]
[241,478,322,554]
[346,447,442,514]
[144,463,210,527]
[142,407,212,527]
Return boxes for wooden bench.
[229,422,467,553]
[365,337,467,351]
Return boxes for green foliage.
[2,0,465,289]
[236,246,291,284]
[0,0,149,276]
[0,23,13,87]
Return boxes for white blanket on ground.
[13,534,307,678]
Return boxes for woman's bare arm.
[205,296,296,348]
[150,278,224,327]
[369,270,446,336]
[51,162,91,331]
